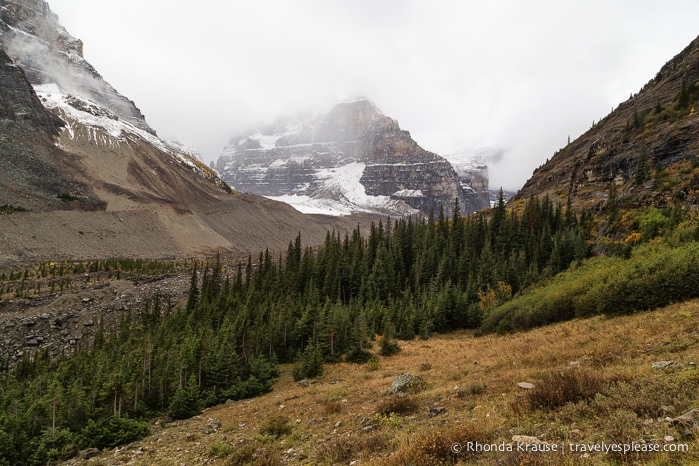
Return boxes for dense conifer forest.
[3,192,699,464]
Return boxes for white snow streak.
[33,83,203,173]
[265,162,417,217]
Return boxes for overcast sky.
[47,0,699,190]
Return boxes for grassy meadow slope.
[63,300,699,465]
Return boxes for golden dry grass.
[64,300,699,465]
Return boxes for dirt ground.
[0,201,378,267]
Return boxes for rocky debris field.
[0,274,190,364]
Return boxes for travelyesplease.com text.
[451,441,689,455]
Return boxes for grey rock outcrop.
[670,408,699,439]
[670,409,699,428]
[79,448,101,460]
[204,418,221,434]
[652,361,683,369]
[389,373,427,394]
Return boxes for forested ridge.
[4,192,699,464]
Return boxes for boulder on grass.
[390,373,427,394]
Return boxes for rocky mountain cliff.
[0,0,374,265]
[0,0,153,133]
[0,47,105,211]
[1,0,229,211]
[216,99,490,216]
[515,34,699,213]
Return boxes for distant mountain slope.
[216,99,490,216]
[515,34,699,212]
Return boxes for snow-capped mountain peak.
[216,99,490,216]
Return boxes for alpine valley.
[2,1,699,465]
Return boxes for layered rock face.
[0,0,154,134]
[216,99,490,216]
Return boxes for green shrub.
[371,412,401,428]
[260,415,292,438]
[376,394,419,416]
[633,207,669,241]
[208,441,232,458]
[223,357,278,401]
[592,371,699,419]
[0,204,28,215]
[315,433,390,464]
[80,416,149,450]
[526,368,603,410]
[481,242,699,333]
[324,401,343,414]
[575,243,697,317]
[292,344,324,381]
[57,193,79,202]
[345,346,373,364]
[366,355,380,371]
[320,386,348,404]
[600,409,642,463]
[227,440,257,464]
[466,382,487,395]
[385,422,496,465]
[379,336,401,356]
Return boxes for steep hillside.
[515,34,699,212]
[0,51,224,214]
[216,99,490,216]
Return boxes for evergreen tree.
[678,77,691,109]
[379,324,402,356]
[167,375,200,420]
[292,344,324,381]
[634,147,650,185]
[186,264,199,312]
[605,184,620,232]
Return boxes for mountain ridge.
[0,47,106,212]
[514,34,699,213]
